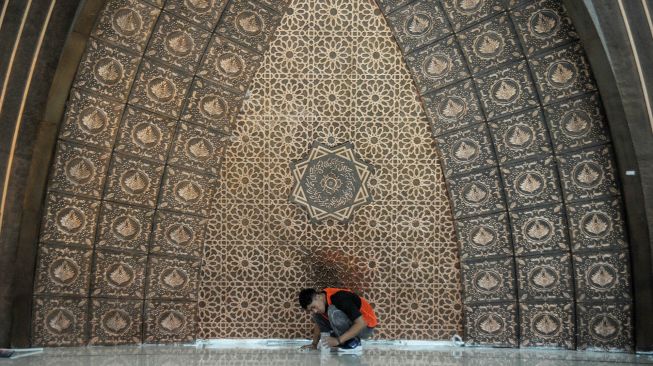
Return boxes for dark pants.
[313,305,374,341]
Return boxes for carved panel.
[464,302,518,347]
[128,60,193,118]
[510,0,578,55]
[74,40,140,101]
[91,250,147,298]
[34,244,92,296]
[59,89,124,149]
[442,0,504,31]
[422,79,485,136]
[386,0,452,53]
[92,0,160,53]
[144,301,196,343]
[181,78,243,135]
[557,145,619,202]
[456,212,513,261]
[544,92,610,153]
[164,0,228,30]
[461,258,516,303]
[448,167,506,218]
[488,108,551,164]
[500,158,562,210]
[475,61,539,120]
[573,251,632,302]
[216,0,283,53]
[114,106,177,163]
[519,302,575,349]
[147,255,200,300]
[32,296,88,346]
[48,141,111,198]
[567,198,628,252]
[89,298,143,345]
[96,202,154,252]
[516,254,573,301]
[198,35,263,93]
[145,12,211,74]
[530,42,596,105]
[510,204,569,255]
[159,166,215,216]
[104,154,165,208]
[169,121,228,176]
[405,36,469,94]
[435,123,496,177]
[577,302,633,352]
[40,193,100,247]
[458,14,523,75]
[151,210,207,258]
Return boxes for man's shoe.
[337,338,362,354]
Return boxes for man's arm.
[301,323,321,349]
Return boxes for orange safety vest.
[324,288,378,328]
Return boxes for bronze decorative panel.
[34,244,92,296]
[216,0,283,53]
[510,204,569,255]
[147,255,200,300]
[164,0,228,30]
[181,78,243,135]
[128,60,193,118]
[422,79,485,136]
[91,250,147,298]
[519,302,574,349]
[144,301,197,343]
[96,202,154,253]
[198,35,263,93]
[104,154,165,208]
[92,0,161,53]
[577,302,633,351]
[59,89,124,149]
[32,296,88,347]
[114,106,177,163]
[464,302,518,347]
[456,212,513,261]
[151,210,207,258]
[48,141,111,198]
[89,298,143,345]
[40,193,100,247]
[488,108,552,164]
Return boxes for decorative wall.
[28,0,634,352]
[380,0,632,351]
[198,0,462,340]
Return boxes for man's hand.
[325,336,340,347]
[300,343,317,350]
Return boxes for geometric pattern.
[289,141,374,223]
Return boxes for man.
[298,288,378,352]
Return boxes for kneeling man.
[298,288,378,352]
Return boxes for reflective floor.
[5,341,653,365]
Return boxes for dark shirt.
[330,291,362,322]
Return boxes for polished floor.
[5,340,653,365]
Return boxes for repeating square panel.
[147,255,200,300]
[73,40,140,101]
[435,123,496,177]
[34,244,92,296]
[442,0,505,31]
[422,79,485,136]
[544,92,610,153]
[169,121,228,175]
[129,60,193,118]
[557,145,619,202]
[267,33,313,76]
[266,286,307,331]
[447,167,506,219]
[394,245,437,284]
[89,298,143,345]
[355,35,402,76]
[104,154,165,208]
[92,0,160,53]
[386,0,452,54]
[355,79,399,117]
[159,166,215,216]
[48,141,111,198]
[574,250,632,302]
[151,210,207,258]
[59,89,124,149]
[488,108,551,164]
[181,78,243,135]
[457,14,523,74]
[32,296,88,346]
[394,205,443,243]
[577,302,633,352]
[567,198,628,252]
[510,204,569,255]
[144,300,197,343]
[475,61,539,120]
[91,250,147,298]
[461,257,515,303]
[311,79,354,117]
[96,202,154,252]
[405,36,469,94]
[164,0,228,30]
[396,160,447,202]
[393,120,440,161]
[312,35,354,75]
[256,0,290,14]
[114,106,177,162]
[350,121,394,162]
[501,157,561,209]
[393,287,439,327]
[268,77,313,116]
[219,285,269,325]
[519,302,575,349]
[530,43,596,105]
[198,35,263,93]
[510,0,578,56]
[516,253,573,301]
[456,212,512,261]
[266,203,309,242]
[314,0,355,32]
[268,245,313,286]
[216,0,283,53]
[464,302,518,347]
[221,245,269,283]
[40,193,100,247]
[145,13,211,74]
